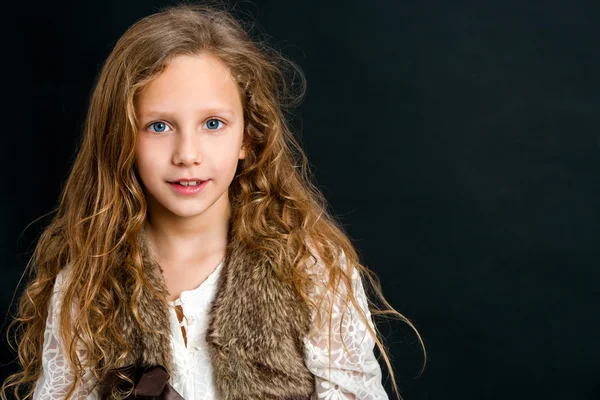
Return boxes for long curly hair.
[2,2,426,399]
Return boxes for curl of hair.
[2,2,426,399]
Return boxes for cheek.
[134,141,157,179]
[220,144,244,167]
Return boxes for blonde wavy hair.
[2,2,426,399]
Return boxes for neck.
[143,192,230,265]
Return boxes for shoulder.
[303,240,362,303]
[47,263,76,336]
[55,263,71,288]
[304,239,357,278]
[51,263,73,304]
[302,242,376,341]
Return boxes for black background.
[2,1,599,399]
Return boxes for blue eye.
[146,119,224,133]
[205,119,224,130]
[148,121,170,133]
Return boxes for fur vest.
[98,227,316,399]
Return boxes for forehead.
[135,53,242,114]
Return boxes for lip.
[168,178,206,183]
[167,179,209,195]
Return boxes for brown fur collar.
[102,227,315,399]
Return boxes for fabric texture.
[32,229,389,399]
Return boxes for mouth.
[168,180,207,187]
[167,180,209,194]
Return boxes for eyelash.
[146,118,226,133]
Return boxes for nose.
[172,129,203,166]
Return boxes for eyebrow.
[140,107,236,119]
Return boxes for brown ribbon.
[100,364,184,399]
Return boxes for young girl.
[2,3,426,400]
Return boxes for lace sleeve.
[303,253,389,400]
[32,267,100,400]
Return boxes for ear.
[239,145,246,160]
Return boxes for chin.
[166,205,208,218]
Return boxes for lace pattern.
[33,265,99,399]
[304,252,389,400]
[32,253,389,399]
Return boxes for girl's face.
[134,53,246,221]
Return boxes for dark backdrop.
[2,1,599,399]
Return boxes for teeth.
[179,181,200,186]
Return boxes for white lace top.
[32,255,389,400]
